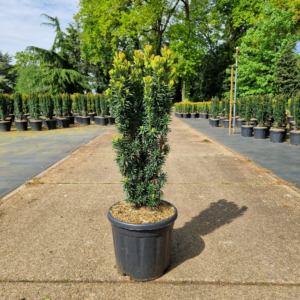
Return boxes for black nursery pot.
[45,119,57,130]
[270,129,285,143]
[219,117,225,125]
[236,119,246,128]
[202,113,208,119]
[223,120,231,128]
[66,116,74,124]
[288,116,294,123]
[0,121,11,132]
[57,118,70,128]
[241,125,253,137]
[182,113,190,118]
[15,120,28,131]
[107,200,177,281]
[190,113,198,118]
[76,116,82,124]
[108,116,115,125]
[30,120,42,131]
[176,113,183,118]
[254,127,267,139]
[250,118,258,126]
[88,113,96,121]
[290,131,300,145]
[95,116,108,126]
[208,114,212,118]
[81,116,91,125]
[210,119,219,127]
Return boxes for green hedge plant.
[40,94,54,119]
[294,93,300,131]
[28,92,40,120]
[0,94,8,121]
[54,94,62,118]
[100,95,108,117]
[273,95,286,128]
[62,93,72,117]
[211,97,219,119]
[14,92,24,120]
[108,46,175,208]
[95,94,101,116]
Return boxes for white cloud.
[0,0,79,60]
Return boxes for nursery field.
[0,125,109,199]
[181,117,300,188]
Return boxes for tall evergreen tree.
[0,51,17,93]
[274,40,300,98]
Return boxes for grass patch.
[201,139,211,143]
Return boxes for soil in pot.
[190,113,198,118]
[30,120,42,131]
[15,120,28,131]
[254,127,267,139]
[236,119,246,128]
[182,113,190,118]
[88,112,96,121]
[290,131,300,145]
[0,121,11,132]
[210,119,219,127]
[81,116,91,125]
[241,125,253,137]
[270,129,285,143]
[108,116,115,125]
[45,119,57,130]
[108,200,177,281]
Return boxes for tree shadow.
[168,199,248,271]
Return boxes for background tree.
[0,51,17,93]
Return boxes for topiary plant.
[28,92,40,120]
[0,93,8,121]
[108,45,175,208]
[14,92,24,120]
[273,94,286,128]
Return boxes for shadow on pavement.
[168,199,248,271]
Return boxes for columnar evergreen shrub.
[95,94,101,116]
[100,95,108,117]
[224,98,230,120]
[256,95,268,127]
[73,94,80,114]
[62,93,72,117]
[5,94,12,116]
[54,94,63,117]
[108,46,175,207]
[273,95,286,128]
[0,93,8,120]
[28,92,40,120]
[294,93,300,130]
[245,98,252,125]
[221,98,226,116]
[190,103,197,113]
[13,92,24,120]
[211,97,219,119]
[197,102,203,113]
[289,96,295,116]
[40,94,54,119]
[22,94,29,114]
[80,94,88,116]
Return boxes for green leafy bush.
[273,95,286,128]
[108,46,175,208]
[95,94,101,116]
[28,92,40,120]
[40,94,54,119]
[54,94,62,117]
[100,95,108,117]
[245,98,252,125]
[256,95,268,127]
[80,94,88,117]
[294,93,300,131]
[62,93,72,117]
[211,97,219,119]
[0,93,8,120]
[13,92,24,120]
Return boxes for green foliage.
[274,40,300,98]
[62,94,72,117]
[224,98,230,119]
[238,98,246,119]
[293,93,300,130]
[0,93,8,120]
[0,51,17,93]
[290,96,295,116]
[95,94,101,116]
[80,94,88,117]
[40,94,54,119]
[108,46,175,208]
[54,94,63,117]
[22,94,28,114]
[245,98,252,124]
[73,94,80,113]
[13,92,24,120]
[273,94,286,128]
[100,95,108,117]
[211,97,220,119]
[28,92,40,120]
[256,96,268,127]
[190,103,197,113]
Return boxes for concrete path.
[0,125,109,199]
[0,118,300,299]
[180,117,300,188]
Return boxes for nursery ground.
[0,124,109,200]
[0,118,300,299]
[180,117,300,188]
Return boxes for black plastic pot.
[107,200,177,281]
[270,129,285,143]
[30,120,42,131]
[223,120,231,128]
[57,118,70,128]
[290,131,300,145]
[15,120,28,131]
[219,117,225,125]
[95,116,108,126]
[202,113,208,119]
[288,116,294,123]
[182,113,190,118]
[236,119,246,128]
[0,121,11,132]
[108,116,115,125]
[9,114,15,122]
[254,127,267,139]
[208,114,212,119]
[81,116,91,125]
[208,118,211,125]
[176,113,183,118]
[190,113,198,118]
[45,119,57,130]
[66,116,74,125]
[250,118,258,126]
[76,116,82,124]
[210,119,219,127]
[241,125,253,137]
[88,113,96,121]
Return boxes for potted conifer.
[73,94,81,123]
[107,98,116,124]
[290,93,300,145]
[210,97,220,127]
[190,103,198,118]
[223,98,231,128]
[0,93,11,131]
[54,94,70,128]
[40,94,56,130]
[14,92,28,131]
[241,97,253,137]
[94,94,102,125]
[63,94,74,124]
[28,92,42,131]
[99,94,108,125]
[236,97,246,128]
[87,94,96,121]
[253,95,268,139]
[107,46,177,281]
[219,98,226,125]
[250,96,258,126]
[79,94,91,125]
[182,102,190,118]
[270,95,286,143]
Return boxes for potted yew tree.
[63,94,74,124]
[190,103,198,118]
[0,93,11,131]
[253,95,268,139]
[107,46,177,281]
[28,92,42,131]
[270,95,286,143]
[14,92,28,131]
[99,94,108,125]
[223,98,231,128]
[241,97,254,137]
[210,97,219,127]
[40,94,56,130]
[290,93,300,145]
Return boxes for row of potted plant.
[0,92,115,132]
[174,102,212,119]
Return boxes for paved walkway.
[180,117,300,188]
[0,118,300,299]
[0,125,109,199]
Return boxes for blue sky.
[0,0,78,60]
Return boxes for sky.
[0,0,78,60]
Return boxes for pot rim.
[107,200,178,231]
